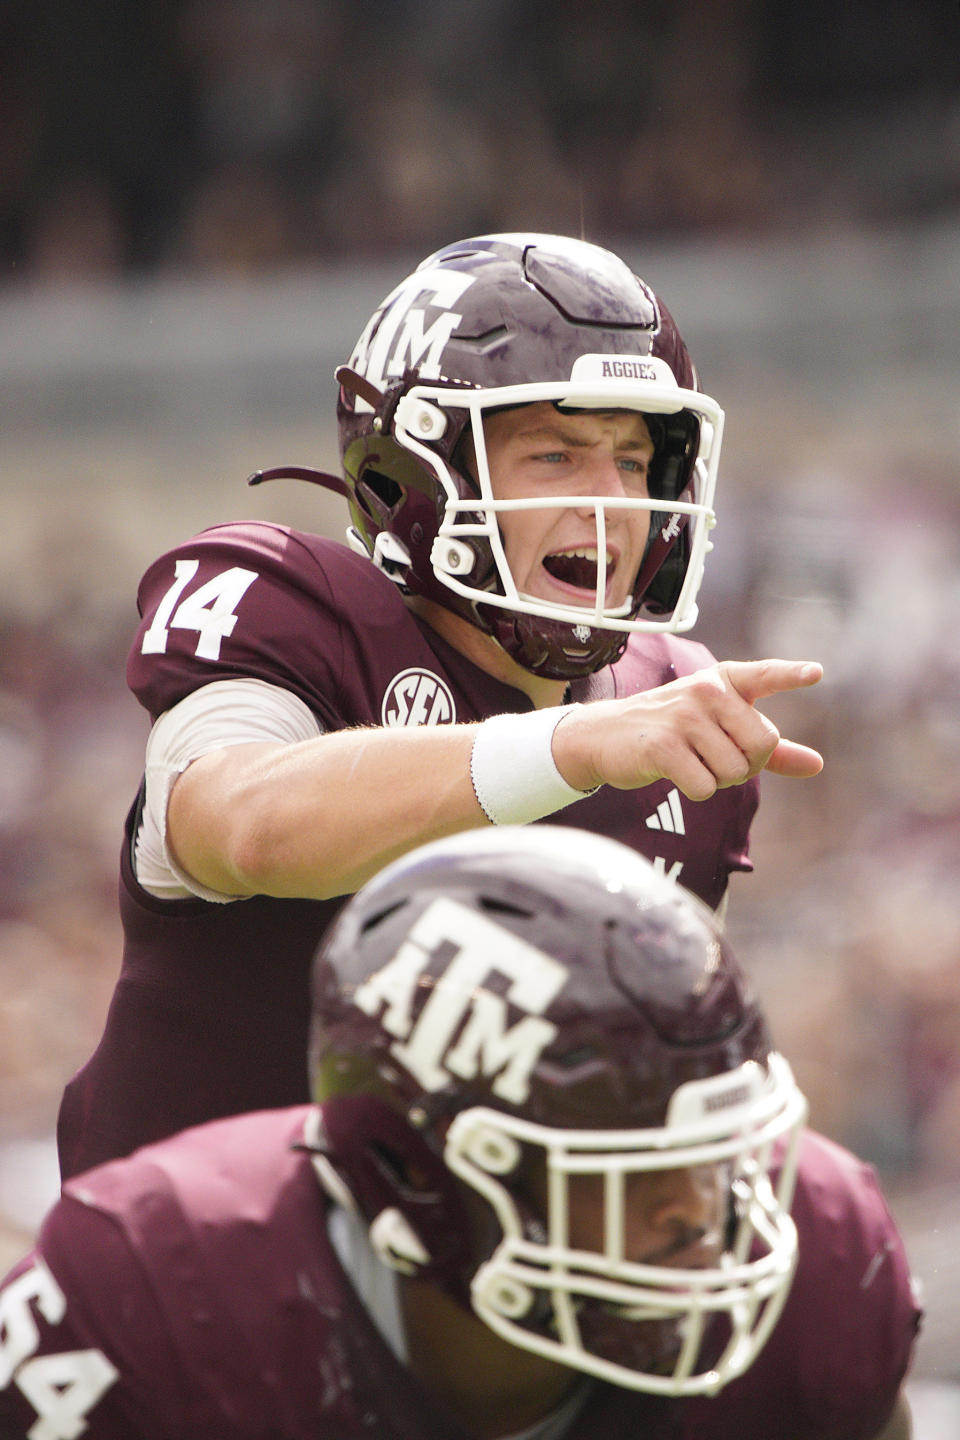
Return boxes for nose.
[623,1167,721,1265]
[646,1168,713,1222]
[573,453,631,512]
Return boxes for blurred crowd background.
[1,0,959,1429]
[3,0,960,280]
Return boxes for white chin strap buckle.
[369,1206,430,1275]
[371,530,412,580]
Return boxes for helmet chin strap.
[487,607,630,681]
[247,464,352,499]
[335,364,387,413]
[245,368,391,500]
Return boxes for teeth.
[554,548,614,564]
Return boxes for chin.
[534,584,628,612]
[575,1306,686,1377]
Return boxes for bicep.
[165,739,288,894]
[139,677,323,900]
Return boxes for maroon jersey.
[0,1117,919,1440]
[57,524,757,1179]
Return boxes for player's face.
[522,1154,728,1270]
[478,403,655,612]
[563,1164,728,1270]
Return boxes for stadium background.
[1,2,959,1430]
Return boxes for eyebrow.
[509,422,654,451]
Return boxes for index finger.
[721,658,824,705]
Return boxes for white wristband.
[469,705,599,826]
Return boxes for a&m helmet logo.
[347,267,476,410]
[353,896,567,1104]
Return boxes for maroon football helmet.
[253,234,723,679]
[309,826,806,1396]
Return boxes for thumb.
[765,738,824,779]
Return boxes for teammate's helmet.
[308,826,806,1398]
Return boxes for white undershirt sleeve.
[135,677,323,903]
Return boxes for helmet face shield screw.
[419,406,446,437]
[431,537,474,576]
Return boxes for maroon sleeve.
[673,1129,922,1440]
[126,521,410,725]
[13,1110,464,1440]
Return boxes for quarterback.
[4,832,918,1439]
[57,233,823,1179]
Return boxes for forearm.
[165,656,825,903]
[167,724,485,900]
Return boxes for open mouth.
[542,546,615,595]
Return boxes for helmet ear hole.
[359,468,403,514]
[369,1139,438,1198]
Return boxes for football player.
[57,233,823,1179]
[4,830,918,1439]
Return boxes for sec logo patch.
[381,668,457,727]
